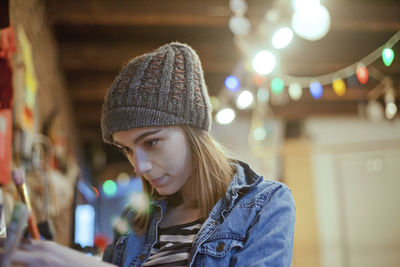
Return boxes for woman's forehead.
[112,126,182,142]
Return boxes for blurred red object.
[94,234,110,253]
[0,109,11,185]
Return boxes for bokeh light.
[288,83,302,100]
[385,102,397,119]
[309,81,323,99]
[382,48,394,67]
[271,78,285,94]
[225,75,240,92]
[332,78,346,96]
[229,16,251,36]
[257,87,270,102]
[236,90,254,109]
[102,180,117,197]
[216,108,236,124]
[356,64,369,84]
[252,50,276,75]
[253,127,267,141]
[291,3,330,41]
[272,27,294,49]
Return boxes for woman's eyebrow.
[113,129,162,147]
[133,129,162,144]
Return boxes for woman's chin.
[156,187,179,197]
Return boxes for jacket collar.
[227,160,263,195]
[152,160,262,209]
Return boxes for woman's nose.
[133,149,152,176]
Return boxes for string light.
[257,87,269,102]
[385,103,397,119]
[271,78,284,94]
[253,127,267,141]
[272,27,294,49]
[291,3,331,41]
[253,74,266,87]
[225,75,240,92]
[226,0,400,122]
[356,64,369,84]
[229,16,251,36]
[332,78,346,96]
[382,48,394,67]
[216,108,236,124]
[236,90,254,109]
[117,172,130,186]
[384,89,397,119]
[252,50,276,75]
[103,180,117,197]
[309,81,323,99]
[288,83,302,100]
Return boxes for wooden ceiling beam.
[58,36,400,75]
[46,0,231,27]
[59,41,238,72]
[46,0,399,32]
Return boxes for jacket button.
[216,242,225,252]
[138,254,146,261]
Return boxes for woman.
[7,42,295,266]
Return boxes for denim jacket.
[103,161,296,266]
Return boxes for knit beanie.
[101,42,212,144]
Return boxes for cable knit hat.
[101,42,212,144]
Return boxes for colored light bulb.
[382,48,394,67]
[309,81,323,99]
[253,74,266,87]
[225,75,240,92]
[288,83,302,100]
[271,78,284,94]
[356,64,368,84]
[332,78,346,96]
[103,180,117,197]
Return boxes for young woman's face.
[112,126,192,196]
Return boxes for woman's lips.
[149,175,167,187]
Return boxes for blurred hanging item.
[0,26,16,109]
[0,109,12,185]
[17,27,37,131]
[0,57,13,109]
[0,26,16,185]
[0,0,10,29]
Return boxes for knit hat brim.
[102,106,210,144]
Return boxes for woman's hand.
[2,239,116,267]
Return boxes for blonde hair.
[132,125,236,235]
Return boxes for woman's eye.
[144,139,159,148]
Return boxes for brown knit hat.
[101,42,212,144]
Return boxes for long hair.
[132,125,236,235]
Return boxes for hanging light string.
[214,0,400,125]
[280,30,400,87]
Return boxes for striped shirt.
[143,219,202,267]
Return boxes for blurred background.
[1,0,399,266]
